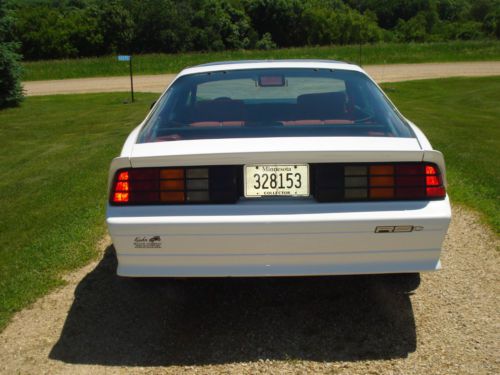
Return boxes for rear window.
[138,68,414,143]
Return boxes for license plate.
[244,164,309,197]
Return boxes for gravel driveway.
[0,206,498,375]
[23,61,500,96]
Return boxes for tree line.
[5,0,500,61]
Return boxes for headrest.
[192,99,245,121]
[296,91,346,119]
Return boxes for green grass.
[0,92,159,331]
[382,77,500,232]
[23,40,500,81]
[0,76,498,332]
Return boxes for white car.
[106,60,451,278]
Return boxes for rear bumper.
[106,197,451,277]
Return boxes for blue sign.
[117,55,131,62]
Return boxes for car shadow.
[50,245,418,366]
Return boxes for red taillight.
[111,167,201,204]
[111,163,446,205]
[115,181,129,191]
[315,162,446,202]
[426,186,446,198]
[112,171,130,203]
[110,166,240,205]
[425,165,438,175]
[424,164,445,198]
[426,175,440,186]
[113,192,129,203]
[117,171,129,181]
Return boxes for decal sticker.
[134,236,161,248]
[374,226,424,233]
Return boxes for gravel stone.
[0,205,498,374]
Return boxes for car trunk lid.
[129,137,423,167]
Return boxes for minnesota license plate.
[244,164,309,197]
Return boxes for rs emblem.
[375,226,424,233]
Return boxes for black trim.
[110,162,445,205]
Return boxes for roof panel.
[177,59,364,77]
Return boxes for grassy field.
[382,77,500,232]
[22,40,500,81]
[0,92,158,330]
[0,76,498,332]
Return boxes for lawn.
[382,77,500,233]
[0,76,498,332]
[22,40,500,81]
[0,92,159,330]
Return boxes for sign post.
[118,55,134,102]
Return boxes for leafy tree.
[14,6,75,59]
[191,0,256,51]
[434,20,485,40]
[346,0,437,29]
[90,1,134,54]
[436,0,471,21]
[470,0,497,21]
[395,12,431,42]
[484,8,500,37]
[67,8,104,57]
[124,0,193,53]
[470,0,500,37]
[244,0,306,46]
[5,0,500,61]
[300,5,381,45]
[255,32,276,49]
[0,0,23,108]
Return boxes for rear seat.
[296,91,347,119]
[187,92,351,127]
[245,103,296,122]
[189,99,245,127]
[283,91,353,126]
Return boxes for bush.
[190,0,256,51]
[13,1,134,59]
[255,32,276,50]
[395,13,430,42]
[0,2,23,108]
[300,6,382,45]
[483,8,500,38]
[0,45,23,109]
[445,21,486,40]
[7,0,500,61]
[244,0,306,47]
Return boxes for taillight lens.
[112,171,130,203]
[314,162,446,202]
[111,162,445,205]
[110,166,239,205]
